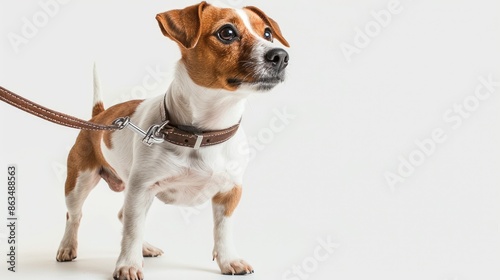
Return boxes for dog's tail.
[92,63,105,117]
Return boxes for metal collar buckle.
[113,117,167,146]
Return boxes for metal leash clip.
[112,117,167,146]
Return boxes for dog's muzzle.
[265,48,289,72]
[249,48,288,91]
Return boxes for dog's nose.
[265,48,289,71]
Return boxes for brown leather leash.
[0,86,118,131]
[0,86,239,149]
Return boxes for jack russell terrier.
[55,2,289,279]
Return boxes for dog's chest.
[152,155,235,206]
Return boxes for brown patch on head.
[243,6,289,47]
[156,1,208,49]
[212,186,242,217]
[157,3,281,91]
[182,7,255,91]
[64,100,143,196]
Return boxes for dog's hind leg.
[117,208,164,258]
[56,157,101,262]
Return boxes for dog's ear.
[156,1,208,49]
[243,6,290,48]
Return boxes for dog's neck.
[164,62,248,131]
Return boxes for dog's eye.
[217,25,238,43]
[264,28,273,42]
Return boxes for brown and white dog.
[54,2,289,280]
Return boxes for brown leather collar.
[160,97,240,149]
[159,122,239,149]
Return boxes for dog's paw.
[220,259,254,275]
[56,246,77,262]
[214,253,254,275]
[113,265,144,280]
[142,241,164,258]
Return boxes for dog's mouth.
[227,76,285,91]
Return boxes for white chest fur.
[152,167,232,206]
[151,146,241,206]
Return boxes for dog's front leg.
[212,186,253,275]
[113,180,155,280]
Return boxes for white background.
[1,0,500,279]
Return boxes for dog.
[55,2,289,279]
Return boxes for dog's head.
[156,1,290,92]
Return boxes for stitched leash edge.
[0,86,119,131]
